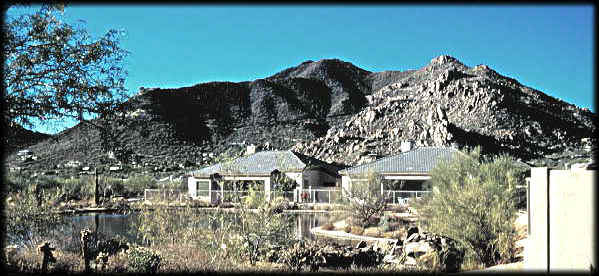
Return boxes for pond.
[24,210,339,254]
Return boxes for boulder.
[406,226,419,240]
[398,231,464,272]
[356,240,367,249]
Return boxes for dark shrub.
[321,223,335,231]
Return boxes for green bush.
[124,175,158,197]
[36,176,62,190]
[243,186,264,209]
[3,173,31,193]
[60,177,95,200]
[412,147,526,268]
[5,189,64,246]
[126,245,161,274]
[102,178,126,196]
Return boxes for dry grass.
[363,227,382,237]
[382,229,405,239]
[350,226,364,236]
[5,246,84,274]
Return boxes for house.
[17,149,35,161]
[340,145,461,203]
[187,150,341,202]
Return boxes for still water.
[37,211,334,253]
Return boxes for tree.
[342,171,387,227]
[412,147,527,268]
[4,4,132,206]
[3,4,129,131]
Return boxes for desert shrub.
[385,204,409,213]
[350,226,364,236]
[97,235,130,256]
[5,188,65,247]
[363,227,381,237]
[271,172,297,192]
[3,172,31,193]
[36,176,62,190]
[243,185,264,209]
[218,202,234,208]
[387,222,402,231]
[125,175,158,197]
[344,225,352,233]
[321,223,335,231]
[378,214,391,232]
[51,249,82,273]
[60,177,95,200]
[4,245,42,273]
[106,251,129,273]
[341,171,387,228]
[367,216,380,226]
[232,200,295,265]
[126,245,161,274]
[279,240,325,272]
[412,147,526,268]
[269,196,290,213]
[135,205,190,246]
[103,177,127,197]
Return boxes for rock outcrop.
[278,226,464,272]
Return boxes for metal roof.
[339,147,460,175]
[191,150,339,177]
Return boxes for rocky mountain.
[293,55,596,165]
[5,55,596,173]
[4,124,51,156]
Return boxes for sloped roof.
[339,147,460,175]
[191,150,340,177]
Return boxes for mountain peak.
[268,58,371,80]
[429,55,463,65]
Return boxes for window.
[197,180,210,197]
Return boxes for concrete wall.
[526,167,596,272]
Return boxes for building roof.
[339,147,460,175]
[191,150,340,177]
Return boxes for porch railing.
[383,190,431,205]
[194,190,296,203]
[144,189,185,202]
[298,188,342,204]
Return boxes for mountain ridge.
[5,55,596,173]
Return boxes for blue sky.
[8,5,595,134]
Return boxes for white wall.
[187,177,197,198]
[526,167,596,272]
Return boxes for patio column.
[264,178,271,201]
